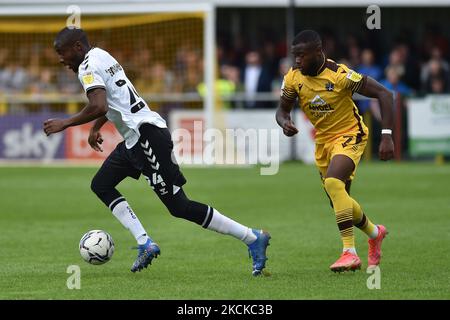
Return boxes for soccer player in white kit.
[43,27,270,275]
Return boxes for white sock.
[343,247,357,255]
[136,234,149,245]
[110,199,148,244]
[369,225,379,239]
[206,208,257,245]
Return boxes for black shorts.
[101,123,186,197]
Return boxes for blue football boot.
[247,229,271,276]
[131,238,160,273]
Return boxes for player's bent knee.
[90,176,114,199]
[163,191,190,219]
[90,177,102,196]
[161,190,208,225]
[324,177,346,199]
[167,199,190,219]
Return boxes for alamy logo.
[66,5,81,29]
[366,5,381,30]
[366,266,381,290]
[66,265,81,290]
[171,122,280,175]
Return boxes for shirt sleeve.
[78,62,106,93]
[280,68,298,101]
[337,64,366,94]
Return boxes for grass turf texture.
[0,162,449,299]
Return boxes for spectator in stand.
[173,47,203,93]
[422,60,450,94]
[385,48,405,79]
[128,47,151,81]
[272,57,292,97]
[356,48,383,114]
[184,49,203,93]
[368,64,411,158]
[321,29,339,61]
[357,49,383,81]
[421,24,450,62]
[0,62,29,93]
[393,43,421,91]
[262,40,280,81]
[429,76,448,94]
[57,68,82,94]
[29,68,57,95]
[345,34,361,68]
[365,65,411,136]
[197,64,238,110]
[241,50,273,109]
[222,64,243,108]
[0,48,8,91]
[135,62,174,95]
[421,47,450,94]
[381,64,412,97]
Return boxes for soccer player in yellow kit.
[276,30,394,272]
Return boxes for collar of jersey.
[83,46,96,60]
[314,53,327,76]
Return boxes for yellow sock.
[324,177,355,250]
[351,198,378,239]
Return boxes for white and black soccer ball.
[79,230,115,265]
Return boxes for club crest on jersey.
[81,72,94,85]
[346,71,363,82]
[325,82,334,91]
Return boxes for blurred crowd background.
[0,6,449,159]
[1,7,449,105]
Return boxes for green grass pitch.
[0,162,449,299]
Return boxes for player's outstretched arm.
[43,88,107,136]
[357,76,394,161]
[276,97,299,137]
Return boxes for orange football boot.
[330,251,362,273]
[368,225,388,267]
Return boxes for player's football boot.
[330,251,361,273]
[131,238,160,273]
[247,229,271,276]
[368,225,388,267]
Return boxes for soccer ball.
[79,230,115,265]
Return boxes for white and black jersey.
[78,47,167,148]
[80,49,214,231]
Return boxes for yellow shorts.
[315,133,368,181]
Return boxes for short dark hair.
[55,27,89,47]
[292,30,322,47]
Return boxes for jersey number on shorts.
[115,79,146,113]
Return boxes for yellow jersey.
[281,59,369,144]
